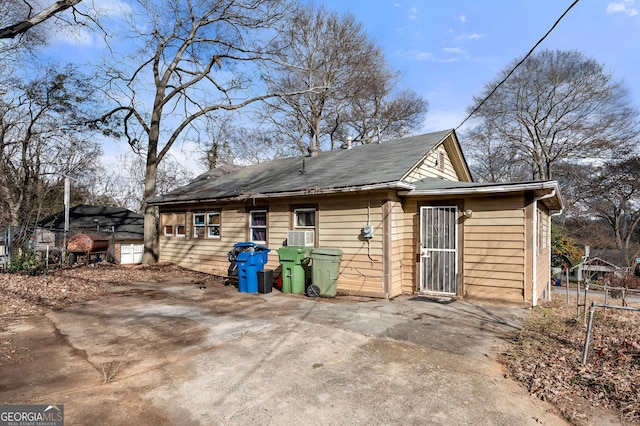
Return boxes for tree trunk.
[142,159,158,264]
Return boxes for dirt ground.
[0,264,628,425]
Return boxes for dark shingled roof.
[38,205,144,241]
[151,129,453,204]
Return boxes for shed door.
[419,206,457,294]
[120,244,144,264]
[132,244,143,263]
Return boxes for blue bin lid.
[236,248,270,257]
[233,242,270,251]
[234,241,259,248]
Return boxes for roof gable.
[402,131,472,183]
[152,129,466,204]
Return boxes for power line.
[456,0,580,130]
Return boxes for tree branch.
[0,0,83,39]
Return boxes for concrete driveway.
[0,277,568,425]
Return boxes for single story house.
[149,129,564,306]
[38,205,145,264]
[573,249,631,282]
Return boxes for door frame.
[418,205,459,295]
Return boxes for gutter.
[398,181,559,197]
[149,181,415,206]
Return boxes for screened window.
[207,212,221,238]
[537,210,549,254]
[294,208,316,228]
[250,210,267,243]
[193,213,206,238]
[163,225,174,236]
[175,225,185,237]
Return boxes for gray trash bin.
[310,248,343,297]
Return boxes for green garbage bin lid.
[310,247,343,256]
[278,246,312,261]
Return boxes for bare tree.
[580,156,640,256]
[198,113,296,169]
[89,153,194,213]
[0,0,82,39]
[464,49,639,182]
[95,0,317,264]
[463,121,531,183]
[261,3,427,154]
[343,88,428,147]
[0,65,102,226]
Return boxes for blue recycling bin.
[234,242,270,293]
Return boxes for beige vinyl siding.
[158,193,389,297]
[398,199,418,294]
[264,202,289,267]
[463,196,527,303]
[404,147,459,182]
[161,212,184,226]
[159,206,250,275]
[317,194,386,297]
[388,197,405,297]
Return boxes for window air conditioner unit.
[287,230,315,247]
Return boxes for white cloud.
[443,47,465,54]
[457,15,467,23]
[421,110,468,133]
[454,33,485,42]
[433,57,460,63]
[415,52,433,60]
[607,0,639,16]
[48,0,133,47]
[406,50,459,63]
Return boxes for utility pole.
[63,175,78,263]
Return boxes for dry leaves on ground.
[0,262,218,330]
[502,294,640,424]
[3,265,639,423]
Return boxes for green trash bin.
[277,246,311,294]
[310,248,343,297]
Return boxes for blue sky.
[319,0,640,132]
[40,0,640,172]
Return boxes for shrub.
[7,252,47,275]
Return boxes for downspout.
[532,189,556,307]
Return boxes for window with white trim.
[161,213,185,237]
[294,208,316,228]
[207,212,221,238]
[193,213,206,238]
[250,210,267,243]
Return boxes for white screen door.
[419,206,457,294]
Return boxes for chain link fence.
[1,225,115,272]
